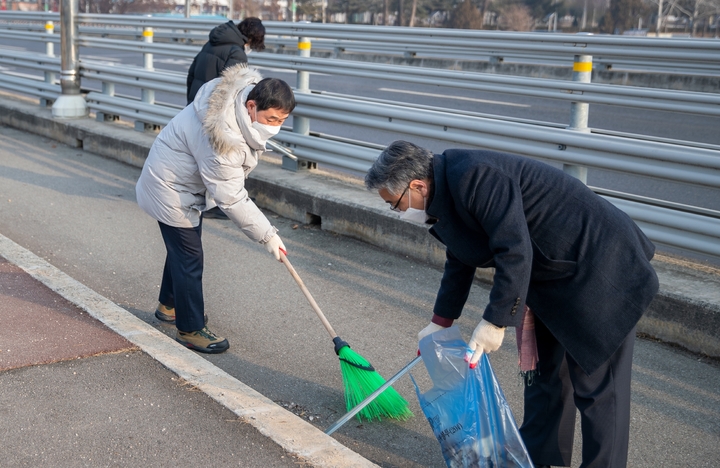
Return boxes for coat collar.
[201,64,263,156]
[426,153,447,221]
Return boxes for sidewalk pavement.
[0,235,377,467]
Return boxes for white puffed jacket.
[136,64,277,243]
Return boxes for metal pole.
[136,26,156,132]
[42,20,55,108]
[52,0,87,118]
[656,0,663,36]
[564,44,592,184]
[185,0,191,18]
[284,36,314,171]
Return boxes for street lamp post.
[52,0,87,118]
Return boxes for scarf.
[516,305,539,386]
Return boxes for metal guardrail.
[24,34,715,118]
[4,54,719,257]
[2,12,720,75]
[248,54,720,117]
[0,12,718,259]
[0,12,710,118]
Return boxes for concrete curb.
[0,232,379,468]
[1,93,718,360]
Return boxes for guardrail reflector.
[573,61,592,73]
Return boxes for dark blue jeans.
[157,220,205,332]
[519,318,636,468]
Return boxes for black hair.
[238,17,265,51]
[247,78,296,113]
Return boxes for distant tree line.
[73,0,720,35]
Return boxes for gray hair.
[365,140,433,195]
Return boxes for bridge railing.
[0,12,718,259]
[2,11,720,75]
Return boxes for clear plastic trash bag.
[412,326,534,468]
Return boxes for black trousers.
[519,318,636,468]
[157,220,205,332]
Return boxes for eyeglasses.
[390,185,410,212]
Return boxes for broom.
[280,251,413,422]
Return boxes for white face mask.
[252,107,282,141]
[400,188,427,223]
[244,45,252,55]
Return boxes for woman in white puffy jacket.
[136,64,295,354]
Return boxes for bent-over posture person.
[365,140,659,468]
[136,65,294,354]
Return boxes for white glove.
[264,234,286,262]
[468,319,505,367]
[418,322,447,344]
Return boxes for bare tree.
[78,0,175,14]
[409,0,419,25]
[498,3,534,29]
[449,0,484,28]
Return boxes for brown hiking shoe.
[155,303,207,325]
[176,327,229,354]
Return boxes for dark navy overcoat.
[427,149,658,374]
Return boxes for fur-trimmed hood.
[194,63,264,156]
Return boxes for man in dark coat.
[365,140,659,468]
[186,17,265,105]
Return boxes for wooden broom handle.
[280,251,338,339]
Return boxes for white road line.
[3,70,44,80]
[378,87,531,108]
[82,55,122,63]
[250,66,329,76]
[155,58,193,65]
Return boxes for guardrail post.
[52,0,87,118]
[563,52,592,184]
[41,20,55,108]
[135,26,157,132]
[95,81,119,122]
[284,36,316,172]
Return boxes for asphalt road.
[0,120,718,466]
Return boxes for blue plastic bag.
[412,326,533,468]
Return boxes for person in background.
[137,65,294,354]
[187,17,265,105]
[365,140,659,468]
[187,18,267,219]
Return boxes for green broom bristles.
[333,337,414,422]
